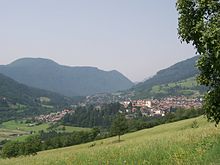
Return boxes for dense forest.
[62,103,123,128]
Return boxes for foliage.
[1,128,99,158]
[62,103,124,128]
[40,130,99,150]
[192,120,199,128]
[177,0,220,124]
[1,135,41,158]
[21,136,41,156]
[1,141,21,158]
[110,114,128,142]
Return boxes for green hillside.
[0,73,74,123]
[135,77,207,98]
[1,117,220,165]
[131,56,207,98]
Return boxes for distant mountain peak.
[8,57,59,67]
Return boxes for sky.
[0,0,195,82]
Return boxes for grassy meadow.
[150,77,202,97]
[0,120,91,142]
[1,120,50,132]
[0,116,220,165]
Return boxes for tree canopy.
[111,114,128,142]
[176,0,220,124]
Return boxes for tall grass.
[0,116,219,165]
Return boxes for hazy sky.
[0,0,195,82]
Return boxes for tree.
[110,114,128,142]
[22,135,41,155]
[176,0,220,124]
[2,141,21,158]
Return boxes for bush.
[2,141,21,158]
[191,120,199,128]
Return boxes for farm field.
[0,116,220,165]
[150,77,203,97]
[55,125,91,132]
[0,120,91,142]
[1,120,50,132]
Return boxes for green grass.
[169,77,198,88]
[151,85,168,94]
[0,116,220,165]
[0,120,91,142]
[39,97,51,103]
[0,129,27,141]
[41,104,54,109]
[55,125,91,132]
[0,120,50,142]
[0,120,50,132]
[9,103,27,110]
[178,89,195,95]
[149,77,202,97]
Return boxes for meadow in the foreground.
[0,116,220,165]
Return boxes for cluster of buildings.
[35,109,74,122]
[85,92,127,105]
[121,96,202,117]
[35,96,202,122]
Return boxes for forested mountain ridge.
[0,58,134,96]
[131,56,206,98]
[0,73,74,123]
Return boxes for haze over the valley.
[0,0,195,82]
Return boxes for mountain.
[131,56,206,98]
[0,58,134,96]
[0,73,74,122]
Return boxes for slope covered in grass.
[0,116,220,165]
[132,56,199,98]
[148,77,207,98]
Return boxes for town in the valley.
[35,96,202,123]
[120,96,202,118]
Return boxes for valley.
[1,0,219,164]
[0,57,206,142]
[0,56,216,164]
